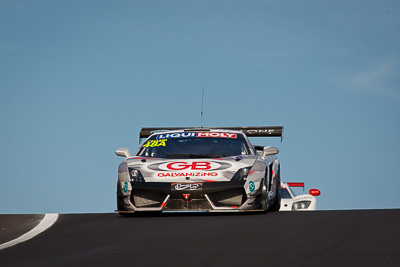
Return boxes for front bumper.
[117,181,261,213]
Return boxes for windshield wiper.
[166,153,226,158]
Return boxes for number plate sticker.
[171,183,203,191]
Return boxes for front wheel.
[270,170,281,211]
[261,179,269,213]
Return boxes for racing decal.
[143,139,167,147]
[197,132,237,138]
[157,132,195,139]
[294,195,315,201]
[156,132,237,139]
[166,161,213,170]
[158,172,217,177]
[246,129,276,134]
[153,161,231,171]
[122,181,129,193]
[183,194,190,200]
[248,181,255,193]
[171,182,203,191]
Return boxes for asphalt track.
[0,210,399,267]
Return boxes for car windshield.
[136,131,251,158]
[281,188,292,199]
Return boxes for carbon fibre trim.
[163,199,212,210]
[130,181,245,193]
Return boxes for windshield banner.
[156,132,237,139]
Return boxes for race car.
[115,126,283,214]
[280,181,321,211]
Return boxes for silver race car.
[115,126,283,214]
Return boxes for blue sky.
[1,0,399,213]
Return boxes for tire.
[270,169,281,211]
[261,178,269,213]
[116,182,126,212]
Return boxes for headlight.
[231,167,252,181]
[292,201,311,210]
[128,168,145,182]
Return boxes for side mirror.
[262,146,279,159]
[309,189,321,196]
[115,148,132,158]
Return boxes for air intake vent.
[164,199,211,211]
[131,189,166,207]
[208,188,246,207]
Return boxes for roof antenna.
[201,86,205,128]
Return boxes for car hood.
[126,155,258,182]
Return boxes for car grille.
[131,189,167,208]
[164,199,212,210]
[207,188,246,207]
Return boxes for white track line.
[0,213,59,250]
